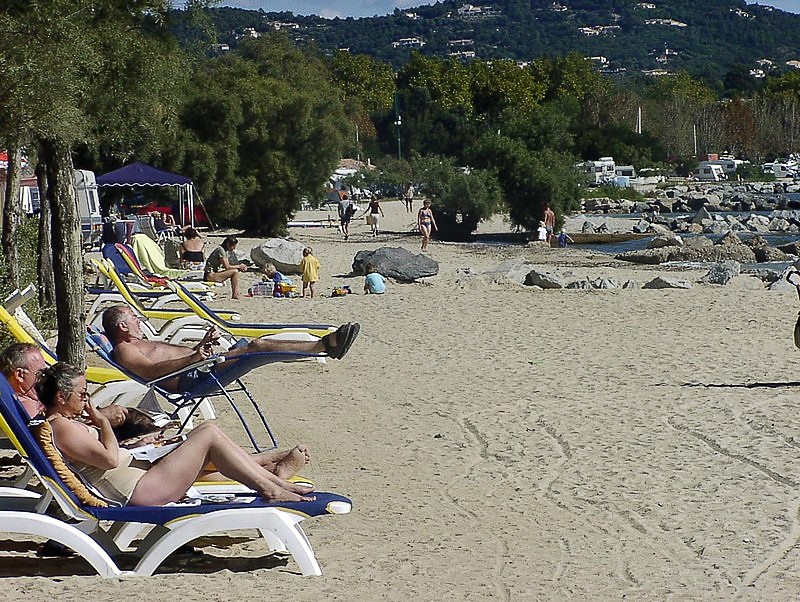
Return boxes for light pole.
[394,114,402,161]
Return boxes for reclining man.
[0,342,127,425]
[102,305,360,392]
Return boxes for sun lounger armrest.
[146,355,226,387]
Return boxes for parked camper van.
[73,169,103,249]
[19,185,40,215]
[694,162,727,182]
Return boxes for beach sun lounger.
[0,374,352,577]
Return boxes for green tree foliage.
[468,133,581,233]
[411,156,504,241]
[167,35,350,234]
[331,51,396,113]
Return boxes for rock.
[648,234,683,249]
[524,269,564,289]
[692,206,713,225]
[632,219,651,234]
[483,259,536,285]
[753,246,789,262]
[745,267,783,283]
[622,279,639,289]
[352,247,439,281]
[699,261,740,285]
[591,277,619,289]
[744,234,768,248]
[642,276,692,289]
[250,238,305,274]
[717,231,743,246]
[566,278,593,290]
[777,241,800,255]
[581,221,597,234]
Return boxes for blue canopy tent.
[96,162,198,227]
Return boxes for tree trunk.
[35,157,55,307]
[40,138,85,369]
[2,146,23,288]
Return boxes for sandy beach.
[3,199,800,599]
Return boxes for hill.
[176,0,800,82]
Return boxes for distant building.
[549,2,568,11]
[634,2,656,8]
[730,8,754,19]
[392,37,426,48]
[644,19,688,27]
[448,39,474,47]
[579,25,620,36]
[787,60,800,69]
[449,50,476,59]
[641,68,671,76]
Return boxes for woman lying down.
[35,363,315,506]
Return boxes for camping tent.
[96,162,198,227]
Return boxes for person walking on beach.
[543,203,556,243]
[417,199,437,252]
[404,183,414,213]
[300,246,321,298]
[337,191,354,240]
[367,198,384,237]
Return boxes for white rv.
[582,156,617,185]
[73,169,103,249]
[694,162,727,182]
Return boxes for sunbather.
[0,342,127,425]
[101,305,359,392]
[35,362,316,505]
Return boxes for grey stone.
[622,279,639,289]
[352,246,439,281]
[591,277,619,289]
[250,238,306,274]
[648,235,683,249]
[642,276,692,289]
[692,206,713,224]
[483,259,536,285]
[524,269,565,289]
[566,278,593,290]
[699,261,740,285]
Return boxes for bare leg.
[129,423,315,505]
[309,281,316,298]
[231,270,241,299]
[201,444,310,481]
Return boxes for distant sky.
[215,1,800,19]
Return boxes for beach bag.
[366,213,373,225]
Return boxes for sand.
[3,200,800,600]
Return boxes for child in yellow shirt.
[299,247,321,298]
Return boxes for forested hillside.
[175,0,800,84]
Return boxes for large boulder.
[250,238,306,274]
[642,276,692,289]
[524,269,565,289]
[699,261,740,285]
[483,259,537,285]
[352,247,439,281]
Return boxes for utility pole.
[394,114,402,160]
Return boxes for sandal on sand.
[322,323,360,360]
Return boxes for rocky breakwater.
[615,230,793,266]
[582,180,800,216]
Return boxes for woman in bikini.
[35,363,315,505]
[179,227,206,270]
[417,199,437,251]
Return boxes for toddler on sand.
[363,263,386,295]
[299,247,321,298]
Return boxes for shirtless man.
[101,305,360,392]
[543,203,556,244]
[0,342,127,425]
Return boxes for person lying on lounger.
[0,342,127,425]
[35,362,315,505]
[101,305,359,392]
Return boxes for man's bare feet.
[275,444,311,479]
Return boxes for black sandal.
[323,323,360,359]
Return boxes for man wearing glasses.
[0,342,127,425]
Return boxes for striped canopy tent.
[96,162,197,227]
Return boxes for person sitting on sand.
[204,236,249,299]
[102,305,360,392]
[35,362,315,505]
[363,263,386,295]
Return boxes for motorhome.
[73,169,103,249]
[581,156,617,185]
[762,161,797,179]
